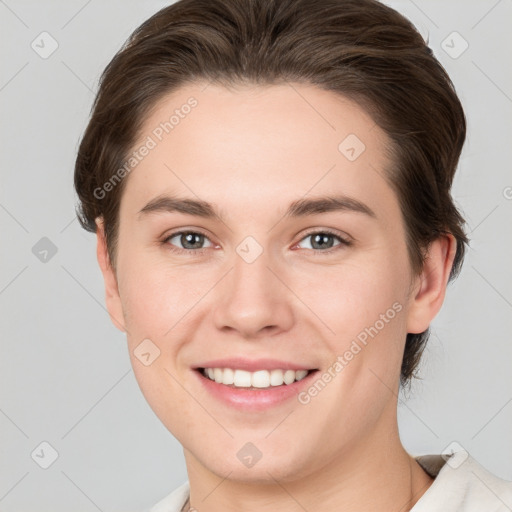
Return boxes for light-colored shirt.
[147,449,512,511]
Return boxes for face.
[98,82,443,483]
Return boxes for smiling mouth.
[197,367,318,389]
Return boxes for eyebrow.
[137,194,376,221]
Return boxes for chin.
[193,444,313,484]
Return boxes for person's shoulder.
[413,449,512,511]
[455,451,512,510]
[142,481,190,512]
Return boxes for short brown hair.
[74,0,468,389]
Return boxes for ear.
[406,234,457,334]
[95,218,126,332]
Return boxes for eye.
[162,229,351,255]
[163,230,214,253]
[295,230,351,253]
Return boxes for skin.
[96,82,455,511]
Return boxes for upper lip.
[194,357,317,372]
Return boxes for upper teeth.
[202,368,309,388]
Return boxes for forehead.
[120,81,399,224]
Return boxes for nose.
[212,247,294,339]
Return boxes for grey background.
[0,0,511,510]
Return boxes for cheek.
[117,248,214,343]
[297,254,408,335]
[298,248,410,387]
[299,262,408,434]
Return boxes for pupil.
[312,234,333,249]
[183,233,203,249]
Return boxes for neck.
[183,408,434,512]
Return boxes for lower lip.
[194,369,318,411]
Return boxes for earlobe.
[406,234,457,334]
[95,218,126,333]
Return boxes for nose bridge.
[212,237,293,336]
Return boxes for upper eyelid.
[299,227,352,242]
[164,230,214,249]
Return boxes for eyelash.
[161,228,352,256]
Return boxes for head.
[74,0,467,482]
